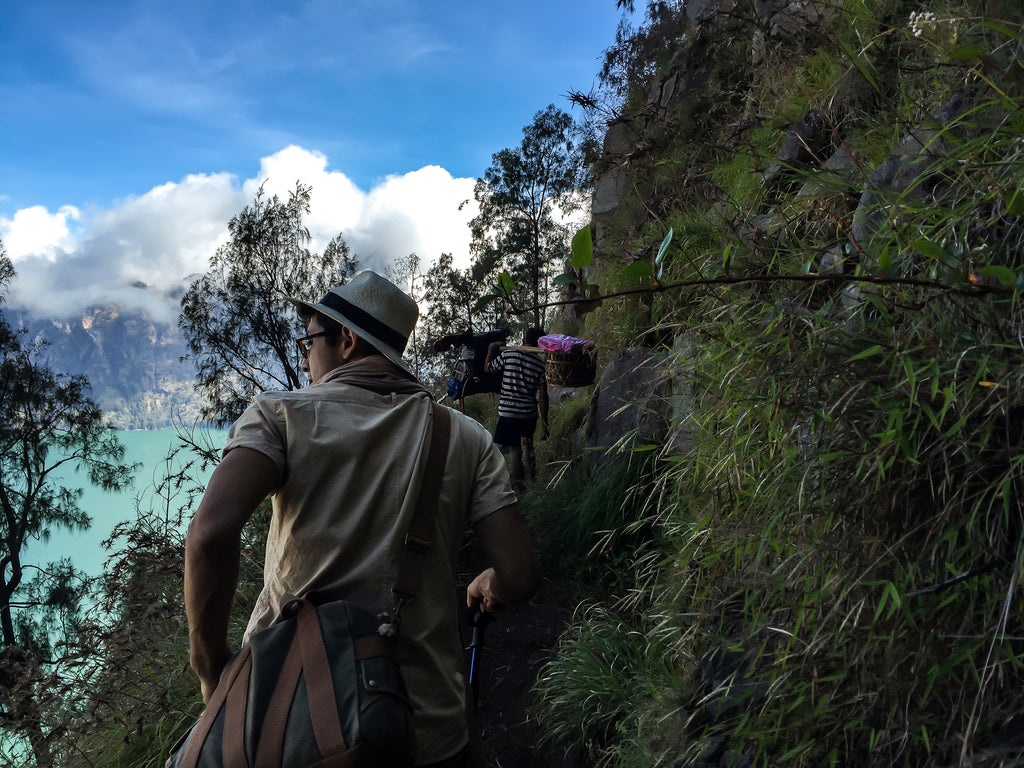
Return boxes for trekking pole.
[468,603,495,703]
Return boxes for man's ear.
[338,325,361,361]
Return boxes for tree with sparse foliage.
[179,182,358,424]
[0,244,134,767]
[470,104,587,330]
[413,253,506,392]
[421,253,490,340]
[386,253,428,377]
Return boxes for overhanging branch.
[509,271,1009,315]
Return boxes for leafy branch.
[476,227,1021,318]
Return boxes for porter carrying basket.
[545,349,596,387]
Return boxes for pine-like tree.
[179,182,358,424]
[0,242,134,766]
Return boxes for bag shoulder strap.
[393,401,451,601]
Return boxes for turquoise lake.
[23,428,228,578]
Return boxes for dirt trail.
[457,539,581,767]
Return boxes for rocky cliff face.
[585,0,1016,461]
[12,306,203,429]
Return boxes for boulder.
[761,110,826,190]
[851,94,967,260]
[795,146,860,201]
[584,340,697,473]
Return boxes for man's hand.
[467,567,502,612]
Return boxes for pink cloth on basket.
[537,334,596,353]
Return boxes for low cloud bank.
[1,146,477,323]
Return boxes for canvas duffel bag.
[166,595,413,768]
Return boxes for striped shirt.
[488,349,546,419]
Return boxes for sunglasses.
[295,331,329,360]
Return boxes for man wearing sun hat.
[184,270,541,766]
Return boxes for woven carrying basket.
[545,349,596,387]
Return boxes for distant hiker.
[184,270,541,766]
[485,327,550,488]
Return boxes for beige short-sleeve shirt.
[224,373,515,764]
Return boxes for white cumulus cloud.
[1,204,81,261]
[247,146,476,273]
[2,146,478,323]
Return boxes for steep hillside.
[533,1,1024,765]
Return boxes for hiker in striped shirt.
[485,327,550,489]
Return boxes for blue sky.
[0,0,634,319]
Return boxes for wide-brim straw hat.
[287,270,418,375]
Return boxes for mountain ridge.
[11,304,204,430]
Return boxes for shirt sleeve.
[449,411,515,524]
[486,351,505,375]
[468,438,518,525]
[223,395,288,479]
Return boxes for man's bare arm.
[467,504,541,611]
[484,340,503,372]
[185,447,280,702]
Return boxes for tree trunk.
[1,564,20,647]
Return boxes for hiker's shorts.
[493,416,537,448]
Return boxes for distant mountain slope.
[11,305,204,430]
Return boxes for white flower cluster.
[909,10,938,38]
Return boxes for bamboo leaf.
[571,226,593,269]
[553,272,580,286]
[949,45,985,60]
[623,261,655,280]
[878,581,902,621]
[912,238,955,266]
[831,32,879,92]
[498,272,515,295]
[874,585,890,622]
[943,414,969,438]
[846,345,884,362]
[1005,188,1024,217]
[919,401,941,431]
[655,228,673,265]
[976,265,1017,286]
[978,20,1020,37]
[820,450,853,463]
[472,293,499,312]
